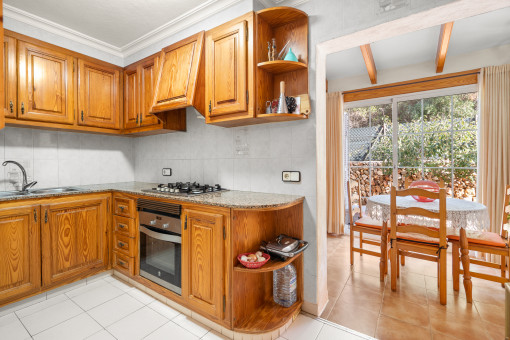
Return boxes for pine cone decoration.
[286,96,297,113]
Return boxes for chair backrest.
[404,177,445,189]
[389,186,447,248]
[347,180,363,225]
[501,184,510,239]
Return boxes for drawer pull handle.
[118,241,126,248]
[120,206,125,212]
[118,260,126,266]
[118,223,126,229]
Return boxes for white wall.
[328,43,510,93]
[0,127,135,191]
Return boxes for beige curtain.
[479,64,510,237]
[326,92,345,234]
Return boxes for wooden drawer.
[113,215,137,238]
[113,233,136,257]
[113,194,136,217]
[113,251,135,276]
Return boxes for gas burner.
[144,182,228,196]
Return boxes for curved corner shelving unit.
[256,6,308,26]
[257,60,307,74]
[234,252,303,273]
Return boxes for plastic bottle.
[273,263,297,307]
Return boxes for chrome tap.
[2,161,37,192]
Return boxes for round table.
[366,195,490,235]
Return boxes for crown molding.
[4,4,124,58]
[258,0,309,7]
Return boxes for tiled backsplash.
[0,127,135,191]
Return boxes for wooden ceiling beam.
[435,22,454,73]
[360,44,377,84]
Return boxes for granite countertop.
[0,182,304,209]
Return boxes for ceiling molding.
[257,0,309,8]
[3,4,124,58]
[120,0,243,58]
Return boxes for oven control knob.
[162,223,169,229]
[150,219,157,226]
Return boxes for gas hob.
[142,182,227,196]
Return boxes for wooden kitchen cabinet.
[4,35,16,119]
[205,14,255,126]
[78,59,121,129]
[0,205,41,305]
[17,41,75,124]
[182,208,226,321]
[123,64,139,129]
[151,32,204,114]
[139,57,160,127]
[41,194,110,288]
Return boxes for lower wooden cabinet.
[41,194,110,288]
[182,208,225,320]
[0,205,41,305]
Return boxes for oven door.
[139,225,181,295]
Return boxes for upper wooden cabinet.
[78,59,121,129]
[205,14,255,126]
[139,57,160,126]
[150,32,204,115]
[3,36,16,119]
[0,205,41,306]
[123,65,139,129]
[17,41,75,124]
[41,194,109,288]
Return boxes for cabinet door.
[78,59,120,129]
[140,57,160,126]
[4,36,16,118]
[182,209,224,319]
[123,65,139,129]
[205,21,247,117]
[0,205,41,305]
[151,32,204,113]
[41,195,109,287]
[17,41,75,124]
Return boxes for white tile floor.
[0,274,372,340]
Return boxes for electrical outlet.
[282,171,301,182]
[162,168,172,176]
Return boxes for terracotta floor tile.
[326,300,379,337]
[429,309,490,340]
[471,285,506,308]
[337,284,383,313]
[384,281,429,305]
[319,296,337,319]
[346,272,386,293]
[431,331,465,340]
[427,292,479,321]
[375,315,432,340]
[475,301,506,327]
[381,295,430,327]
[484,321,506,340]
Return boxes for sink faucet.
[2,161,37,192]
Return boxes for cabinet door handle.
[136,115,139,124]
[33,209,37,222]
[44,210,48,223]
[9,101,13,113]
[81,110,84,121]
[118,241,126,248]
[21,102,25,114]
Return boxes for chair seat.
[397,232,440,244]
[448,231,507,248]
[354,216,383,229]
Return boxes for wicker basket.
[237,253,270,269]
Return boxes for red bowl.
[237,252,270,269]
[409,180,440,202]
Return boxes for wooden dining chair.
[450,184,510,302]
[348,180,389,281]
[389,186,448,305]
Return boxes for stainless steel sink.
[0,191,33,198]
[29,187,84,194]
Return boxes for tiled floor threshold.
[0,270,371,340]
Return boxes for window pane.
[424,168,452,196]
[371,168,392,195]
[453,93,478,130]
[423,132,451,167]
[398,168,421,189]
[423,95,451,133]
[347,107,370,129]
[370,104,392,133]
[398,99,421,134]
[349,136,371,161]
[453,131,477,168]
[398,134,421,167]
[372,135,393,167]
[453,169,477,200]
[349,167,370,204]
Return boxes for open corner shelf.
[234,252,303,273]
[258,113,309,123]
[234,299,303,333]
[257,60,307,74]
[256,7,308,27]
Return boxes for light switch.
[282,171,301,182]
[162,168,172,176]
[282,171,291,181]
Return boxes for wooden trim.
[436,22,454,73]
[343,69,479,103]
[360,44,377,84]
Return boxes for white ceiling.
[326,7,510,80]
[4,0,211,47]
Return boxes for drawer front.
[113,195,136,217]
[113,251,135,276]
[113,233,136,257]
[113,215,137,238]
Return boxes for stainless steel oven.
[137,199,182,295]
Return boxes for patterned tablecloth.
[366,195,490,236]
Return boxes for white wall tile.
[34,159,59,189]
[33,130,58,160]
[5,127,33,159]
